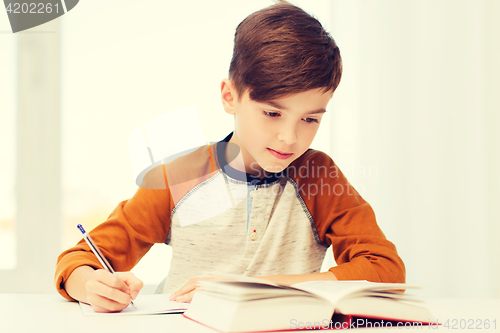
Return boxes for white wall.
[328,0,500,298]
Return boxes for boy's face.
[221,79,333,176]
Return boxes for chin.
[263,165,287,173]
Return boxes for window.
[0,26,17,271]
[0,17,62,293]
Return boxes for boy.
[55,1,405,312]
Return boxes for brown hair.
[229,0,342,102]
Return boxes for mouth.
[267,148,293,160]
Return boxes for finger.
[176,289,197,303]
[87,279,132,305]
[171,282,205,302]
[88,294,130,313]
[116,272,144,299]
[90,304,108,313]
[94,269,130,293]
[170,279,199,301]
[169,275,229,301]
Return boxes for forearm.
[64,265,95,303]
[257,271,337,286]
[55,188,171,300]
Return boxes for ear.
[221,79,238,115]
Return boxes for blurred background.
[0,0,498,298]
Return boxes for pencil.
[77,224,137,309]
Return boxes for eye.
[263,111,281,117]
[302,117,319,123]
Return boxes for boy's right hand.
[85,269,143,313]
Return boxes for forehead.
[241,88,332,116]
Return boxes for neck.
[225,134,269,179]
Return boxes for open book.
[183,278,435,332]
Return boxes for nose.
[277,123,297,145]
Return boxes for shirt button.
[250,231,258,241]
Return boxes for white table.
[1,294,499,332]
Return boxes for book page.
[79,294,189,316]
[291,280,420,306]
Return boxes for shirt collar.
[216,132,285,185]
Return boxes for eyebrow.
[264,100,326,115]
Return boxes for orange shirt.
[55,138,405,300]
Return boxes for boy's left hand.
[169,275,225,303]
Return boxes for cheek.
[298,125,320,148]
[239,114,269,135]
[309,126,320,139]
